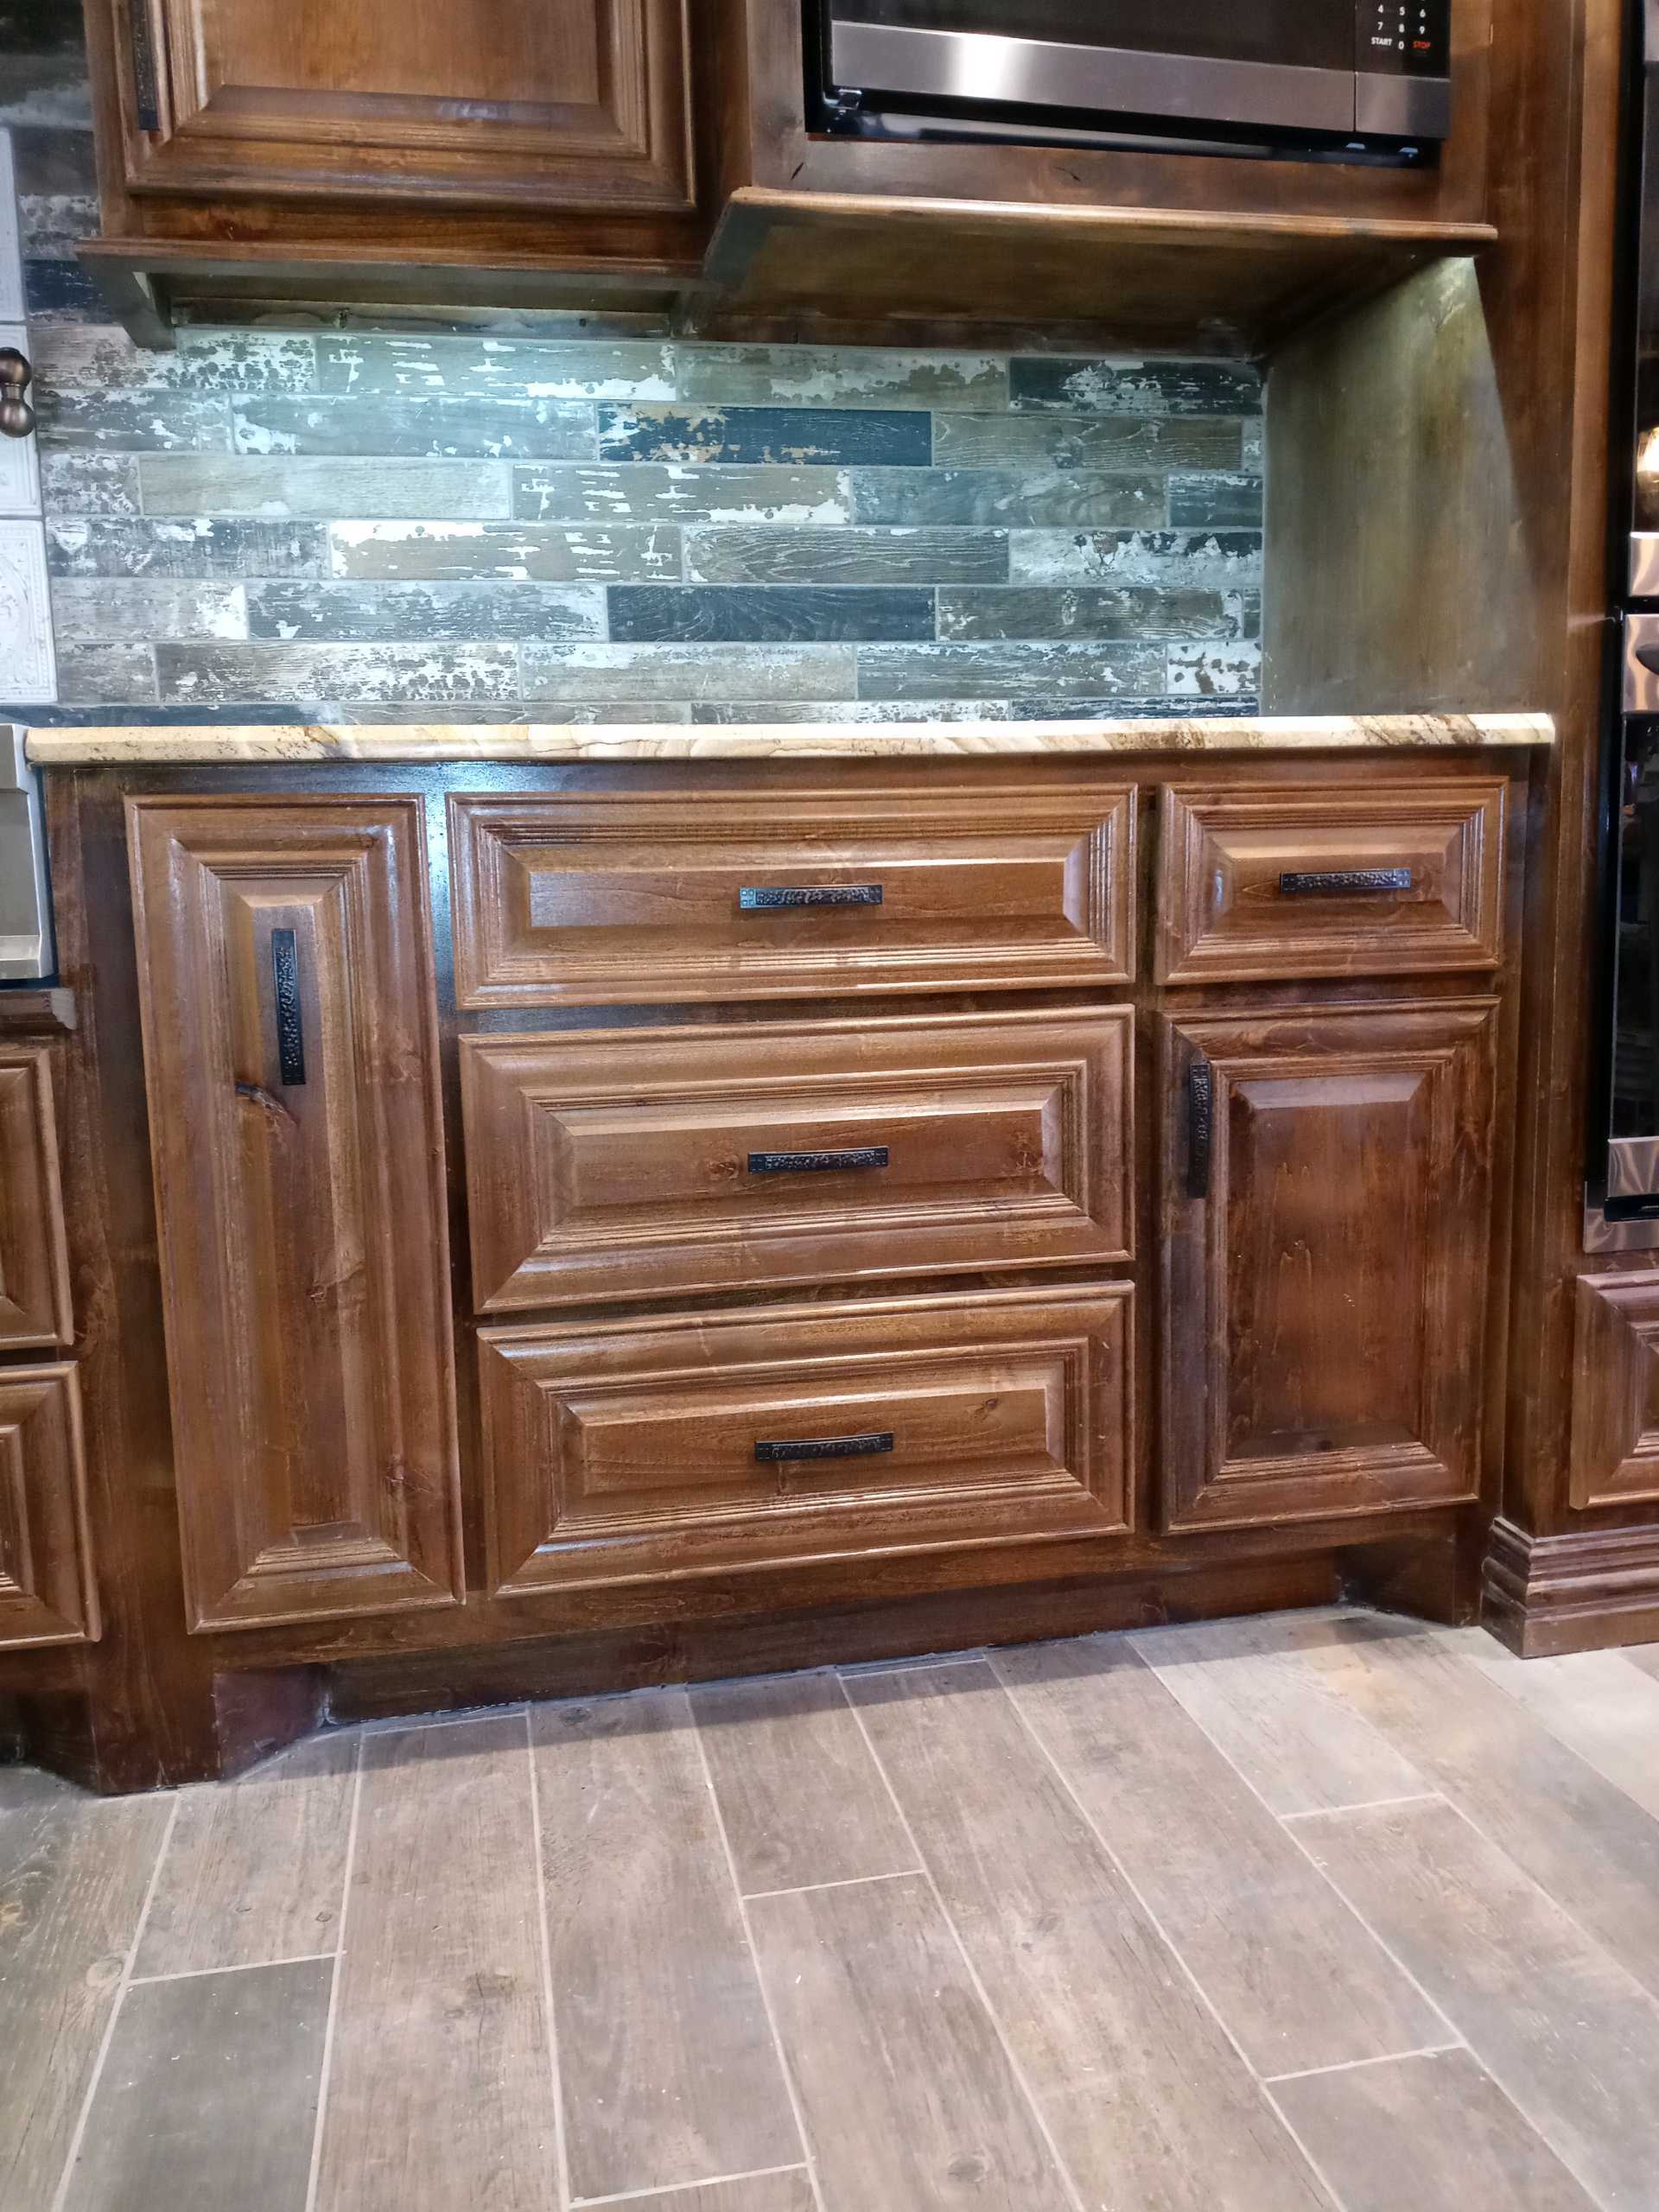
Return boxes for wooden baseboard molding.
[1483,1516,1659,1656]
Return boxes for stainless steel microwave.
[808,0,1453,161]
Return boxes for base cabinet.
[128,798,464,1632]
[0,1363,99,1649]
[1161,1000,1497,1532]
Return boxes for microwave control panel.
[1361,0,1451,77]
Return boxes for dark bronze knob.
[0,348,36,440]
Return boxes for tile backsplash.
[2,16,1264,725]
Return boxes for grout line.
[836,1649,988,1680]
[1262,2042,1465,2087]
[524,1707,576,2212]
[834,1675,1090,2212]
[303,1729,364,2212]
[742,1868,924,1902]
[1281,1793,1444,1821]
[347,1702,530,1738]
[48,1790,181,2212]
[572,2163,811,2208]
[130,1947,340,1986]
[689,1711,829,2212]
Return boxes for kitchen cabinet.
[0,1045,74,1351]
[0,1363,99,1649]
[127,796,464,1632]
[1160,1000,1497,1532]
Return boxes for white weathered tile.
[0,321,40,516]
[0,134,22,322]
[0,518,55,700]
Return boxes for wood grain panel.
[115,0,695,213]
[313,1716,556,2212]
[847,1659,1332,2210]
[994,1636,1446,2075]
[531,1689,800,2200]
[60,1957,332,2212]
[461,1007,1133,1310]
[448,784,1135,1007]
[748,1871,1076,2212]
[128,797,463,1631]
[0,1046,73,1349]
[1568,1273,1659,1505]
[0,1363,99,1649]
[1460,1637,1659,1823]
[480,1287,1133,1598]
[1161,1001,1496,1531]
[626,2179,816,2212]
[1155,780,1505,983]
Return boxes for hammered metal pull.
[0,350,35,441]
[740,884,883,911]
[270,929,306,1086]
[748,1147,890,1173]
[1277,867,1414,895]
[754,1432,895,1463]
[1187,1057,1214,1201]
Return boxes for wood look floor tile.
[531,1688,800,2203]
[134,1732,356,1978]
[1298,1794,1659,2212]
[59,1956,332,2212]
[1457,1636,1659,1824]
[690,1672,916,1894]
[993,1637,1446,2075]
[0,1773,173,2212]
[313,1715,558,2212]
[1130,1611,1430,1814]
[582,2171,817,2212]
[747,1870,1075,2212]
[1272,2049,1599,2212]
[847,1660,1332,2211]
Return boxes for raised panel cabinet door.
[1160,1000,1497,1531]
[0,1046,74,1350]
[0,1363,99,1648]
[448,783,1136,1007]
[108,0,695,212]
[479,1287,1134,1595]
[128,798,463,1632]
[1568,1272,1659,1506]
[461,1005,1135,1309]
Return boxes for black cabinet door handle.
[1277,867,1414,895]
[755,1431,895,1464]
[270,928,306,1086]
[748,1147,889,1174]
[739,884,883,911]
[1187,1057,1213,1200]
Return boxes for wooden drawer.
[1155,780,1505,984]
[0,1363,99,1649]
[0,1046,73,1350]
[461,1007,1134,1310]
[448,783,1135,1007]
[479,1287,1133,1595]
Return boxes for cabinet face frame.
[0,1045,74,1351]
[0,1363,99,1649]
[1160,998,1497,1533]
[127,795,464,1632]
[108,0,696,213]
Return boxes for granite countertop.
[22,711,1554,765]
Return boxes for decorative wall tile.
[51,577,249,643]
[683,526,1007,586]
[245,580,606,643]
[138,454,513,519]
[22,256,100,320]
[1009,529,1263,588]
[16,192,96,260]
[1009,356,1263,416]
[0,133,24,322]
[327,519,679,583]
[317,335,677,402]
[52,639,156,702]
[48,518,327,578]
[513,463,851,526]
[36,392,232,452]
[595,404,931,467]
[0,518,55,701]
[39,450,141,513]
[231,394,598,461]
[931,413,1243,469]
[1168,473,1265,528]
[674,346,1007,410]
[156,641,522,704]
[856,641,1167,701]
[847,468,1163,528]
[1166,642,1264,696]
[519,641,858,703]
[0,321,41,516]
[937,586,1242,642]
[690,699,1016,725]
[607,586,934,643]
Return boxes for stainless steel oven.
[809,0,1453,160]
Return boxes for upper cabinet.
[80,0,1495,346]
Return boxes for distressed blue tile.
[514,464,851,525]
[54,641,159,702]
[848,469,1161,528]
[38,452,142,515]
[246,581,604,643]
[47,517,327,579]
[1009,356,1262,416]
[32,327,316,402]
[52,577,248,643]
[684,526,1006,586]
[1166,641,1263,696]
[932,413,1242,469]
[232,394,597,461]
[1168,473,1264,528]
[1007,694,1258,721]
[938,587,1239,642]
[608,587,933,643]
[138,454,512,519]
[1010,529,1262,588]
[674,345,1007,410]
[520,642,856,703]
[691,699,1014,725]
[327,519,678,583]
[318,334,676,403]
[156,642,523,705]
[35,392,232,453]
[856,640,1166,701]
[22,256,101,321]
[596,405,930,467]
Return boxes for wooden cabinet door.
[1161,1001,1496,1532]
[111,0,695,213]
[0,1363,99,1649]
[0,1046,73,1351]
[129,798,463,1632]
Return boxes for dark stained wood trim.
[0,991,78,1037]
[1482,1514,1659,1656]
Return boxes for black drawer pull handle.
[749,1147,890,1174]
[1278,867,1414,896]
[755,1431,895,1464]
[740,884,883,911]
[270,928,306,1087]
[1187,1057,1213,1201]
